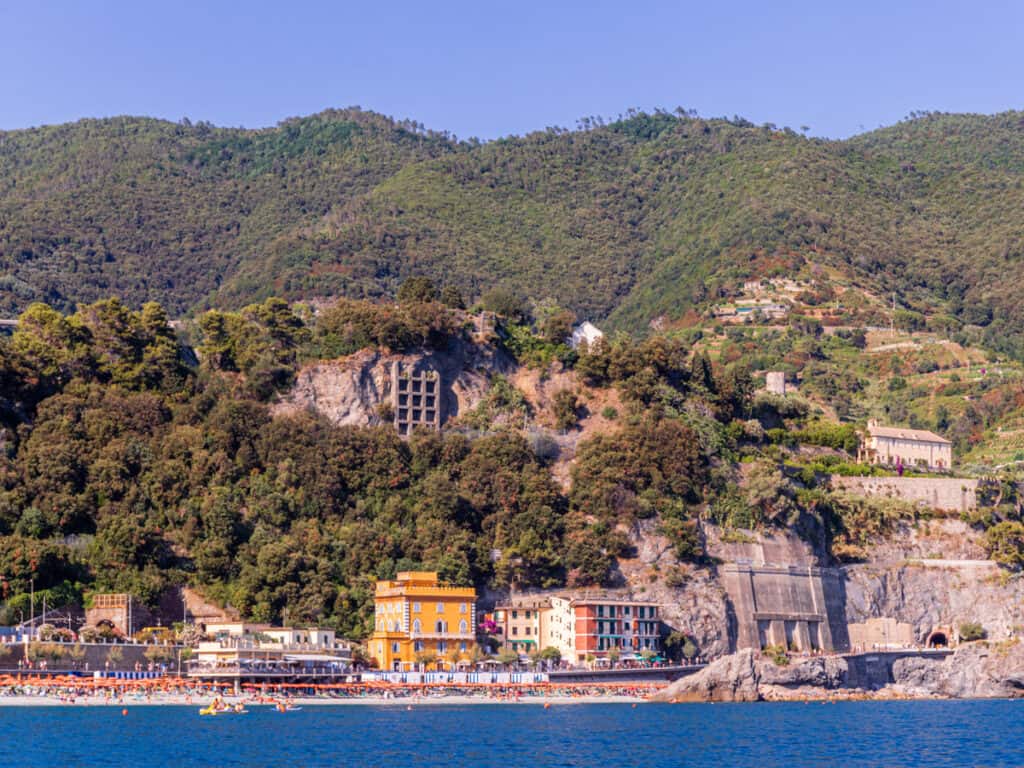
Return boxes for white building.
[570,321,604,350]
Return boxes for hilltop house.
[858,420,952,470]
[570,321,604,350]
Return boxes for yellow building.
[370,572,477,671]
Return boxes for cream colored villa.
[858,420,952,470]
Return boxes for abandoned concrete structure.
[765,371,787,395]
[721,564,848,653]
[859,420,952,470]
[390,362,442,435]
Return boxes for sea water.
[1,700,1022,767]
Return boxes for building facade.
[859,420,952,470]
[370,572,477,671]
[187,623,352,683]
[493,597,550,655]
[546,596,661,662]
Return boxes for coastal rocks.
[890,644,1024,699]
[652,650,760,702]
[651,651,849,702]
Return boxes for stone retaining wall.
[831,476,978,513]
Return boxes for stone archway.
[927,630,949,648]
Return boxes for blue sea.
[2,701,1023,767]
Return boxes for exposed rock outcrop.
[890,644,1024,699]
[652,649,761,702]
[651,650,849,702]
[274,337,513,427]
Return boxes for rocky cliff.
[273,337,514,427]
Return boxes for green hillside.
[3,108,1024,354]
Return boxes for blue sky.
[1,0,1021,139]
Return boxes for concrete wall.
[721,565,849,653]
[848,617,915,650]
[831,476,978,513]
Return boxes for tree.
[495,648,519,668]
[552,389,580,431]
[397,277,439,304]
[607,646,621,665]
[540,646,562,666]
[984,521,1024,567]
[439,286,465,309]
[414,650,438,670]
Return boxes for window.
[413,602,421,613]
[459,620,468,634]
[438,641,447,653]
[512,627,519,636]
[412,619,422,634]
[436,602,444,613]
[392,642,399,653]
[414,640,424,652]
[525,627,532,636]
[623,606,631,616]
[436,620,447,634]
[460,642,467,652]
[525,610,531,619]
[460,603,467,614]
[378,642,384,656]
[512,610,518,619]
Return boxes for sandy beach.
[0,692,647,707]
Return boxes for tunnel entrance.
[927,631,948,648]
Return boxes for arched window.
[459,620,468,634]
[413,619,422,634]
[436,620,446,634]
[376,619,384,631]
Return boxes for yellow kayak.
[199,705,248,716]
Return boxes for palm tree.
[467,644,486,669]
[413,650,437,672]
[445,647,463,671]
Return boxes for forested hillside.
[2,108,1024,356]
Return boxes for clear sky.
[1,0,1021,140]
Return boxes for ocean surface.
[2,700,1023,767]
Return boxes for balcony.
[409,631,475,641]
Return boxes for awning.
[283,654,350,663]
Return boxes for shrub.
[959,622,986,642]
[983,522,1024,567]
[601,406,619,420]
[793,421,859,453]
[552,389,581,431]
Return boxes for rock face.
[891,644,1024,699]
[651,650,849,702]
[652,650,761,702]
[274,337,513,427]
[843,522,1024,645]
[618,519,732,659]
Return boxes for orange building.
[369,572,477,671]
[547,596,661,662]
